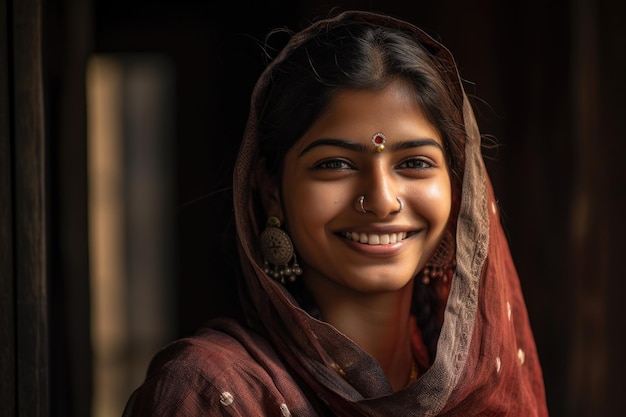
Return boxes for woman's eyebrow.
[297,138,367,157]
[390,139,444,152]
[298,137,444,157]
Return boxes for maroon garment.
[123,318,330,416]
[124,10,548,416]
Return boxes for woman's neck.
[307,279,416,391]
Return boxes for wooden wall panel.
[0,0,17,414]
[2,0,50,415]
[13,0,49,413]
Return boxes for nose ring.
[397,197,405,212]
[357,195,367,213]
[355,195,404,214]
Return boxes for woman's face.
[268,80,452,294]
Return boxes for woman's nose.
[361,164,402,218]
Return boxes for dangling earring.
[260,216,303,284]
[421,228,456,285]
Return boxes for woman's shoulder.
[148,317,270,370]
[122,317,318,416]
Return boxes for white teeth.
[344,232,407,245]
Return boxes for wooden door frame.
[0,0,49,416]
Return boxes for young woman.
[123,10,548,416]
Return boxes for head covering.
[233,10,547,416]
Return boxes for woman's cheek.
[421,181,451,220]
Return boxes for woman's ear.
[256,158,284,219]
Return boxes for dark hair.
[258,22,466,183]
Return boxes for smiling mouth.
[342,231,409,245]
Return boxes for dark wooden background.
[1,0,624,416]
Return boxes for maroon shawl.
[124,10,548,417]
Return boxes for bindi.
[372,132,386,152]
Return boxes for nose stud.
[355,195,404,214]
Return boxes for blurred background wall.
[1,0,624,416]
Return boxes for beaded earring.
[260,217,303,284]
[421,228,456,285]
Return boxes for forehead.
[290,80,442,153]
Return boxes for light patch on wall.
[87,54,177,417]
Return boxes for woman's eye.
[314,159,353,170]
[398,158,432,169]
